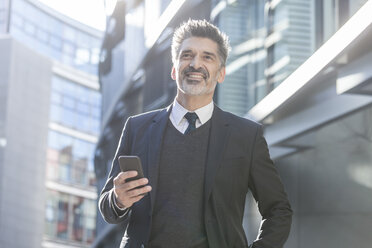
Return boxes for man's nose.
[190,56,202,69]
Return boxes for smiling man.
[99,19,292,248]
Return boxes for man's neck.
[175,94,213,111]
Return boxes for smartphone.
[118,155,145,182]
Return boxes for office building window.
[216,0,266,115]
[0,1,6,10]
[45,190,69,239]
[50,76,101,136]
[63,25,77,43]
[9,0,101,74]
[47,130,96,187]
[24,21,35,35]
[45,190,96,244]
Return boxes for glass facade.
[0,0,7,32]
[214,0,312,116]
[45,67,100,247]
[0,0,102,247]
[50,76,101,136]
[47,130,96,187]
[45,190,96,244]
[215,0,266,116]
[9,0,101,75]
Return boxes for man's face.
[171,37,225,98]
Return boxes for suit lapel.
[204,106,230,203]
[147,105,172,212]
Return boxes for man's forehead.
[179,37,218,54]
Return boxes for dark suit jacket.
[99,105,292,248]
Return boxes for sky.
[37,0,107,31]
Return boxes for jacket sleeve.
[248,125,293,248]
[98,117,132,224]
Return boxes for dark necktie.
[184,112,198,134]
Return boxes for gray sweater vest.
[148,119,211,248]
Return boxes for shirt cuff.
[110,189,129,217]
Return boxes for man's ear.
[171,66,176,80]
[217,67,226,84]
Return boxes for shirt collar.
[171,99,214,125]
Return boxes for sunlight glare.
[348,163,372,189]
[105,0,118,16]
[37,0,106,31]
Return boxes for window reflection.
[50,76,101,136]
[45,190,96,244]
[57,196,69,239]
[63,42,75,56]
[0,11,5,31]
[91,48,100,65]
[24,22,35,35]
[72,197,84,241]
[63,26,76,42]
[36,28,48,42]
[47,131,96,187]
[76,48,91,65]
[8,0,101,74]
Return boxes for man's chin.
[180,87,204,96]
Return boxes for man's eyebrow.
[204,51,217,58]
[180,49,217,59]
[180,49,193,54]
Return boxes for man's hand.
[113,171,152,208]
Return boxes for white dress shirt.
[169,99,214,134]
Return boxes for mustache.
[183,66,209,79]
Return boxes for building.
[0,34,52,248]
[213,0,313,116]
[247,1,372,247]
[94,0,372,247]
[0,0,103,247]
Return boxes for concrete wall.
[280,105,372,248]
[243,105,372,248]
[0,36,52,248]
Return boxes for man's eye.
[205,55,213,60]
[181,53,191,58]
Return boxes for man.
[99,19,292,248]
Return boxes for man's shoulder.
[132,108,166,119]
[128,106,169,125]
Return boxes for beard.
[179,80,216,96]
[178,66,216,96]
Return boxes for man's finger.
[125,178,149,191]
[127,185,152,198]
[114,171,138,185]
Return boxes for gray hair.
[171,19,231,67]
